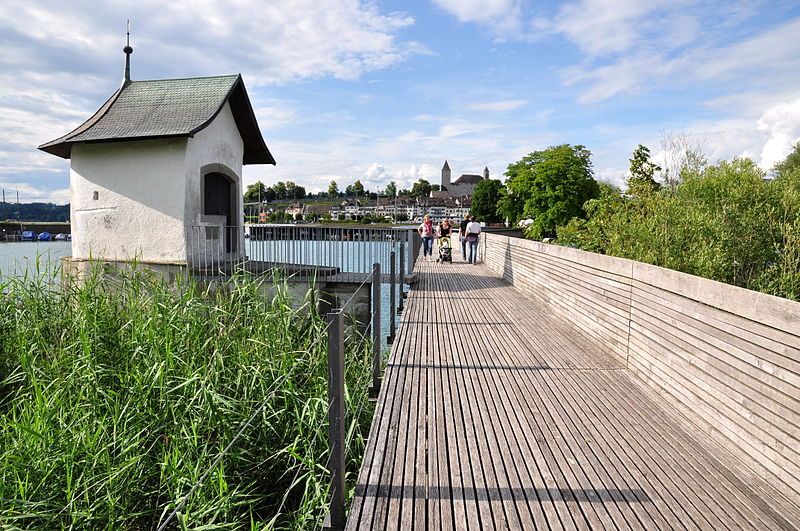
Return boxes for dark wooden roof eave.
[188,75,276,166]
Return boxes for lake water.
[0,241,72,279]
[0,240,404,345]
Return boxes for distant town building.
[38,41,274,266]
[285,203,304,217]
[440,160,490,197]
[303,203,332,219]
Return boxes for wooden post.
[369,262,381,400]
[323,310,345,531]
[387,250,396,344]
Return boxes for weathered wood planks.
[482,233,800,507]
[345,251,799,530]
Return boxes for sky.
[1,0,799,204]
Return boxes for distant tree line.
[245,177,444,204]
[328,178,442,199]
[1,202,70,222]
[243,181,307,202]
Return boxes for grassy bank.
[0,266,374,529]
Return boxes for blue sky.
[1,0,799,203]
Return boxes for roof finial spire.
[122,19,133,85]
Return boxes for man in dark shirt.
[459,214,470,261]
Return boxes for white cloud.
[0,0,423,202]
[0,181,69,204]
[550,0,673,56]
[757,98,800,170]
[689,18,800,84]
[553,6,800,104]
[0,0,419,85]
[432,0,524,34]
[621,98,800,181]
[364,163,386,181]
[440,123,479,138]
[595,167,627,188]
[468,99,527,111]
[252,101,299,131]
[356,162,440,191]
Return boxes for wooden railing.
[482,232,800,503]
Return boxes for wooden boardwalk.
[346,258,800,530]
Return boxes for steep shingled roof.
[39,74,275,165]
[452,174,484,184]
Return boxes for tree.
[243,181,267,202]
[658,130,707,189]
[470,179,504,223]
[410,179,432,197]
[498,144,600,238]
[774,142,800,177]
[328,181,339,197]
[352,180,365,197]
[345,184,354,196]
[627,144,661,195]
[272,182,288,200]
[285,182,306,200]
[385,181,397,197]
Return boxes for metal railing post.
[398,241,405,313]
[369,262,381,400]
[387,251,396,344]
[323,309,346,531]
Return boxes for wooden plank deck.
[346,258,800,530]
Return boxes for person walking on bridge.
[465,215,481,265]
[418,214,434,261]
[459,214,470,261]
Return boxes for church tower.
[442,160,451,189]
[483,166,490,180]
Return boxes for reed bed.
[0,264,375,529]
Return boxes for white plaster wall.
[184,102,245,262]
[69,102,246,265]
[70,138,188,262]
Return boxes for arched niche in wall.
[201,163,240,253]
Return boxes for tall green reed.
[0,262,374,529]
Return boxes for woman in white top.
[464,216,481,264]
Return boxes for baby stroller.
[437,236,452,263]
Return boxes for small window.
[93,191,99,200]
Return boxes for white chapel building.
[39,44,274,267]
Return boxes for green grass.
[0,264,375,529]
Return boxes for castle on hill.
[440,160,490,197]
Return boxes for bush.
[557,157,800,301]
